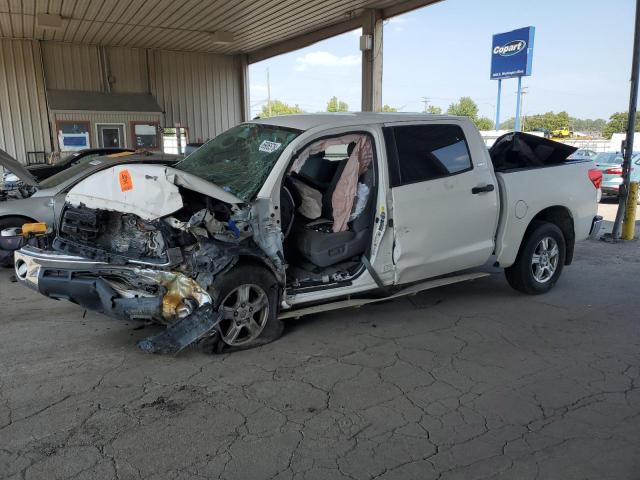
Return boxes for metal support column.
[361,9,383,112]
[514,76,523,132]
[495,79,502,130]
[612,0,640,240]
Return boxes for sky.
[249,0,636,121]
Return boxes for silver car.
[0,149,179,265]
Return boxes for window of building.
[56,121,91,152]
[384,124,473,187]
[131,122,160,150]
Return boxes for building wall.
[0,39,51,162]
[41,42,104,91]
[149,50,243,143]
[0,39,245,163]
[107,47,149,93]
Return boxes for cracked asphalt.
[1,223,639,479]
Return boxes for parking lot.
[1,205,639,480]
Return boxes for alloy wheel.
[218,284,269,346]
[531,236,560,283]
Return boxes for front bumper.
[14,246,221,354]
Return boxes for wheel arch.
[525,206,575,265]
[0,214,38,227]
[234,254,284,286]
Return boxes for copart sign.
[490,26,535,80]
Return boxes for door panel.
[386,122,499,284]
[392,170,498,283]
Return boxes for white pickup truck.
[14,113,602,354]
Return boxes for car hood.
[66,164,244,221]
[0,149,39,186]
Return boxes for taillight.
[588,168,603,189]
[605,167,623,175]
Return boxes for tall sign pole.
[495,79,502,129]
[514,76,523,131]
[490,27,535,132]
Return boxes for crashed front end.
[14,163,284,354]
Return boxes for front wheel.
[208,264,283,350]
[505,221,566,295]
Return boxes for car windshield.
[594,152,624,165]
[38,157,107,189]
[174,123,301,202]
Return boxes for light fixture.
[37,13,64,30]
[209,31,235,45]
[359,34,372,51]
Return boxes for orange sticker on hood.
[119,169,133,192]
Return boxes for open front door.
[385,121,499,285]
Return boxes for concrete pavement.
[1,217,639,479]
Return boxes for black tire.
[207,264,283,351]
[505,220,566,295]
[0,216,34,268]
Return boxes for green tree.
[446,97,479,119]
[426,105,442,115]
[602,112,640,139]
[326,96,349,112]
[475,117,494,131]
[381,104,398,112]
[500,117,515,130]
[570,117,606,134]
[260,100,304,118]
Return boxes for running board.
[278,272,490,320]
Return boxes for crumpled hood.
[0,148,38,187]
[66,163,244,220]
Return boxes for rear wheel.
[505,221,566,295]
[208,264,283,350]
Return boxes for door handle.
[472,184,495,194]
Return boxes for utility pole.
[421,96,430,113]
[611,0,640,240]
[267,68,272,117]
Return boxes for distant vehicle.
[594,152,640,202]
[531,128,551,138]
[551,128,572,138]
[24,148,134,181]
[569,149,597,160]
[0,149,180,266]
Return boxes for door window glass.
[385,124,472,186]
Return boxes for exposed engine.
[58,206,174,263]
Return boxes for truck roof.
[250,112,470,131]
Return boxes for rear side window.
[384,124,473,187]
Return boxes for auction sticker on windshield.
[258,140,282,153]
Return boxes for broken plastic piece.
[137,304,222,354]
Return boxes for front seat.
[294,167,374,268]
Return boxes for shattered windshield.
[174,123,301,202]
